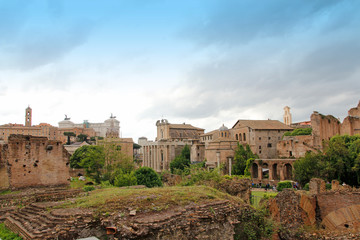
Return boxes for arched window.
[239,133,242,141]
[221,132,224,137]
[243,133,246,141]
[236,134,238,140]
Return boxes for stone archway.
[284,163,293,180]
[272,164,279,180]
[252,163,258,178]
[262,163,269,179]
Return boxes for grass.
[0,190,20,195]
[251,190,278,208]
[0,223,23,240]
[58,185,242,214]
[69,178,89,189]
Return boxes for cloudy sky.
[1,0,359,141]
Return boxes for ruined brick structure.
[278,101,360,158]
[0,134,70,190]
[269,178,360,237]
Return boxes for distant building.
[58,114,120,138]
[277,101,360,158]
[141,119,204,172]
[0,107,59,142]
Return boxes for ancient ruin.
[0,134,70,190]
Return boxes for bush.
[284,128,312,137]
[114,171,137,187]
[326,183,332,190]
[0,223,22,240]
[83,186,95,192]
[234,208,274,240]
[135,167,162,188]
[303,183,309,191]
[277,181,292,191]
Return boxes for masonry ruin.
[0,134,70,190]
[269,178,360,238]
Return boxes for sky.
[1,0,360,141]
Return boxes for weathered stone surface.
[0,134,70,190]
[309,178,326,195]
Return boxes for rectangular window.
[268,137,271,140]
[259,137,261,140]
[259,146,261,149]
[267,143,272,148]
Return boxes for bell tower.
[283,106,292,126]
[25,106,32,127]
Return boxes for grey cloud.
[185,0,343,46]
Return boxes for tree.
[64,132,76,145]
[294,135,360,186]
[294,151,323,187]
[135,167,162,188]
[170,145,191,174]
[74,145,105,183]
[232,144,257,175]
[77,134,88,142]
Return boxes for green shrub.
[114,171,137,187]
[234,208,274,240]
[135,167,162,188]
[0,223,22,240]
[277,181,292,191]
[284,128,312,137]
[303,183,309,191]
[83,186,95,192]
[181,167,222,186]
[326,183,332,190]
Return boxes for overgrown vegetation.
[134,167,162,188]
[283,128,312,137]
[232,144,257,176]
[59,186,241,214]
[294,135,360,186]
[170,145,191,174]
[70,143,135,184]
[276,181,292,191]
[0,223,22,240]
[234,206,274,240]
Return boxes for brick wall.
[2,134,70,189]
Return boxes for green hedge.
[277,181,292,191]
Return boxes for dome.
[219,124,228,131]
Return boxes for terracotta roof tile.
[232,120,293,130]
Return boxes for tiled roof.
[169,124,204,130]
[232,120,293,130]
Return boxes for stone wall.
[277,135,314,158]
[311,112,341,149]
[0,134,70,189]
[269,178,360,234]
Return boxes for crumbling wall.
[217,178,251,203]
[277,135,314,158]
[269,179,360,235]
[4,134,70,189]
[311,112,340,149]
[0,144,10,190]
[341,116,360,136]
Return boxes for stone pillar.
[269,164,273,181]
[216,152,220,168]
[309,178,326,195]
[228,157,232,176]
[331,180,339,190]
[143,146,147,167]
[279,164,285,181]
[258,163,263,181]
